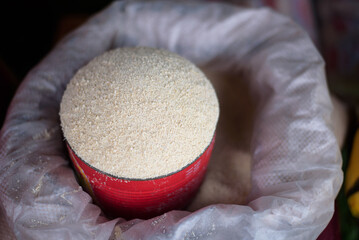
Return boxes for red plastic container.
[67,135,215,220]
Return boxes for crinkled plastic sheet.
[0,1,343,239]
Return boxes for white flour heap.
[60,47,219,179]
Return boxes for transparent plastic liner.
[0,1,342,239]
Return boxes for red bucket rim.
[66,133,216,182]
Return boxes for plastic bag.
[0,1,343,239]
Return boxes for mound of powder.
[60,47,219,179]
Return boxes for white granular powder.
[60,47,219,179]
